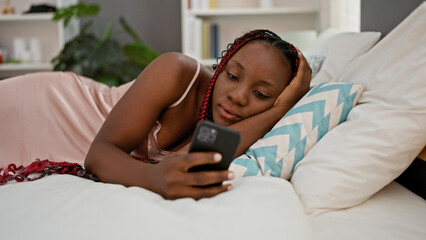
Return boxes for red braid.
[0,156,158,185]
[0,159,99,184]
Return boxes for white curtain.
[320,0,361,32]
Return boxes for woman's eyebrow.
[257,79,277,89]
[230,60,279,89]
[229,60,244,70]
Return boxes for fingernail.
[228,172,235,180]
[227,185,233,191]
[213,153,222,162]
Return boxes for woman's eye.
[254,90,270,99]
[226,71,238,81]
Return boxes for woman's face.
[212,40,292,126]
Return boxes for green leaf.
[111,60,143,84]
[51,34,98,72]
[80,21,93,35]
[103,22,113,40]
[123,42,159,68]
[95,75,121,87]
[53,3,100,27]
[83,39,121,77]
[119,16,141,43]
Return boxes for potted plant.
[51,3,159,86]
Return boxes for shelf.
[181,0,325,68]
[188,7,319,17]
[0,62,52,71]
[0,13,54,21]
[0,0,78,79]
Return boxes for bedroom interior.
[0,0,425,239]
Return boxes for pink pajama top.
[133,61,201,161]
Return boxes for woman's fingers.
[288,49,311,97]
[180,151,222,171]
[295,49,311,84]
[273,48,312,109]
[186,170,234,187]
[154,151,234,200]
[294,47,311,74]
[180,151,234,187]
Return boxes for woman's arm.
[85,53,232,199]
[85,52,191,183]
[230,51,312,156]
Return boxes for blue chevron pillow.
[229,82,363,179]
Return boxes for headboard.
[360,0,426,199]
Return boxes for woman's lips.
[219,105,242,121]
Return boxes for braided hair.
[198,29,300,121]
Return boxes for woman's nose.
[228,86,248,107]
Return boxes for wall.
[361,0,424,36]
[80,0,181,53]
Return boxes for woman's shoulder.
[149,52,196,82]
[127,53,207,108]
[155,52,195,71]
[155,52,211,77]
[148,52,211,92]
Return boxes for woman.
[0,30,311,198]
[84,29,312,199]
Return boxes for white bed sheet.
[0,175,311,240]
[308,181,426,240]
[1,175,424,240]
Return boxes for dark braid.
[198,29,300,121]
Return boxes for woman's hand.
[274,50,312,110]
[145,151,234,200]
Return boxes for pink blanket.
[0,72,132,170]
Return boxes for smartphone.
[188,120,241,172]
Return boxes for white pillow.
[230,82,363,179]
[304,28,381,86]
[291,2,426,215]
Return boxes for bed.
[1,1,425,239]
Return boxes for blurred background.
[2,0,406,84]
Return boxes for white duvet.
[1,175,425,240]
[0,175,312,240]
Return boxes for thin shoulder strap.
[168,60,201,108]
